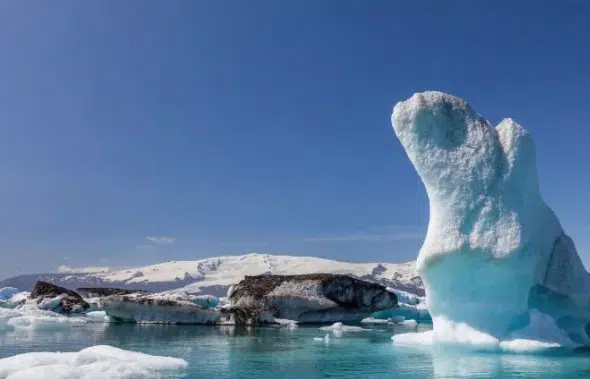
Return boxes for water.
[2,323,590,378]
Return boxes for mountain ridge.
[0,253,423,297]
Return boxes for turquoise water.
[2,323,590,378]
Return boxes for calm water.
[2,323,590,378]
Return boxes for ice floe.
[0,345,187,379]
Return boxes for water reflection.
[2,322,590,379]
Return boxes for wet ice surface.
[2,323,590,379]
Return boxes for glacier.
[391,91,590,349]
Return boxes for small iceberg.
[313,334,330,344]
[320,322,369,332]
[0,345,188,378]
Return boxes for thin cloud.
[304,225,425,243]
[145,236,176,245]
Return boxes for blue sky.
[0,1,589,279]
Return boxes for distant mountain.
[0,253,423,297]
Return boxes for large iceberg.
[391,91,590,348]
[224,274,397,324]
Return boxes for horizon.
[1,2,589,279]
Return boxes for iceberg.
[0,288,19,301]
[0,291,28,310]
[30,281,89,314]
[0,345,187,379]
[101,293,221,324]
[0,306,88,331]
[225,274,397,324]
[391,91,590,348]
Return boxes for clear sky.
[0,1,589,279]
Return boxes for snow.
[391,91,590,347]
[54,265,110,274]
[0,345,187,379]
[49,253,420,296]
[320,322,369,333]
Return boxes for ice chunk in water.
[0,345,187,379]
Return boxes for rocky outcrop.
[225,274,398,324]
[30,281,89,313]
[100,293,221,324]
[76,287,148,298]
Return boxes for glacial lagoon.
[2,323,590,379]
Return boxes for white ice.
[320,322,369,333]
[0,306,89,331]
[0,345,187,379]
[386,287,421,306]
[391,91,590,348]
[361,317,391,325]
[84,311,111,323]
[313,334,330,344]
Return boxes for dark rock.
[226,273,398,325]
[76,287,148,298]
[30,281,89,313]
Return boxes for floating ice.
[361,317,391,325]
[320,322,369,332]
[0,288,19,301]
[0,304,90,331]
[391,91,590,348]
[101,293,221,324]
[397,319,418,328]
[386,288,421,306]
[274,318,298,328]
[0,292,29,309]
[313,334,330,344]
[0,345,188,379]
[85,311,110,323]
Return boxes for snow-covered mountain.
[0,254,423,297]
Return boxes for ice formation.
[226,274,397,324]
[0,345,187,379]
[0,290,28,309]
[100,293,221,324]
[0,288,19,301]
[391,91,590,348]
[319,322,370,332]
[0,306,88,331]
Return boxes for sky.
[0,1,589,279]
